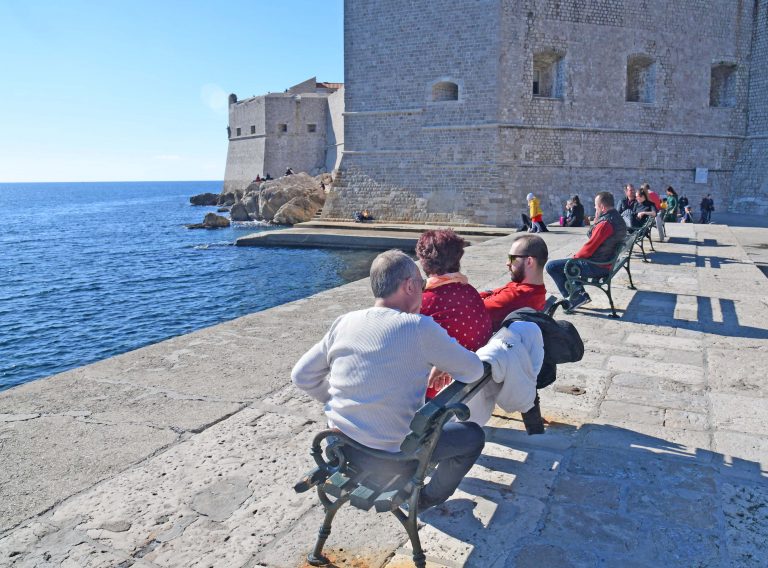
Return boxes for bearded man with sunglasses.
[292,249,486,511]
[480,234,548,331]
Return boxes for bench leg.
[639,237,649,263]
[307,489,350,566]
[624,260,636,290]
[604,282,619,318]
[647,233,656,252]
[392,495,427,568]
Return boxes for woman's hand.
[428,368,453,392]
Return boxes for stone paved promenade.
[1,221,767,567]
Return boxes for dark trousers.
[345,421,485,508]
[546,258,608,298]
[521,213,548,232]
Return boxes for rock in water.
[273,196,322,225]
[230,201,251,222]
[258,172,325,222]
[186,212,231,229]
[217,192,239,207]
[243,193,260,217]
[189,193,219,206]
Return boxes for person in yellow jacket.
[526,193,548,233]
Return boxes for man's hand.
[428,367,453,392]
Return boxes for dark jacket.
[565,203,585,227]
[631,200,656,228]
[617,197,636,216]
[579,208,627,265]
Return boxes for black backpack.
[501,307,584,389]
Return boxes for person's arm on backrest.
[418,317,484,384]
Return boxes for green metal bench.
[294,363,493,568]
[564,233,637,318]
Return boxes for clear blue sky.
[0,0,343,182]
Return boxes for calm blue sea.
[0,181,376,391]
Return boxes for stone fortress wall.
[732,0,768,215]
[223,78,344,193]
[324,0,768,224]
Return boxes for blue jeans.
[344,421,485,508]
[546,258,608,298]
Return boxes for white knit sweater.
[291,307,484,452]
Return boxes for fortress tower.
[325,0,766,224]
[223,78,344,193]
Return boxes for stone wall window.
[532,50,565,98]
[236,127,241,136]
[250,125,256,134]
[307,123,317,133]
[432,81,459,102]
[710,63,736,108]
[626,55,656,103]
[278,123,287,133]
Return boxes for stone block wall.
[327,0,763,224]
[223,97,266,192]
[325,87,345,173]
[263,94,328,178]
[732,0,768,215]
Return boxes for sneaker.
[566,291,591,312]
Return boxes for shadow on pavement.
[666,236,730,248]
[420,422,767,567]
[646,250,747,268]
[576,291,767,339]
[620,291,768,339]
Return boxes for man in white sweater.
[292,249,485,511]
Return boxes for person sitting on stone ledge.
[354,209,375,222]
[480,234,548,331]
[291,249,486,512]
[545,191,627,312]
[564,195,585,227]
[680,205,694,223]
[416,229,493,398]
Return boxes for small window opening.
[532,51,565,98]
[236,127,241,136]
[278,123,287,133]
[710,64,736,108]
[626,55,656,103]
[432,81,459,102]
[250,125,256,134]
[307,123,317,133]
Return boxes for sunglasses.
[507,254,530,263]
[413,276,427,291]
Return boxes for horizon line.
[0,179,225,184]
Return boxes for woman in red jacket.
[416,229,493,398]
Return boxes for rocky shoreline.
[187,172,331,229]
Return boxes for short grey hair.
[370,249,419,298]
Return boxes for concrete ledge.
[235,229,421,250]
